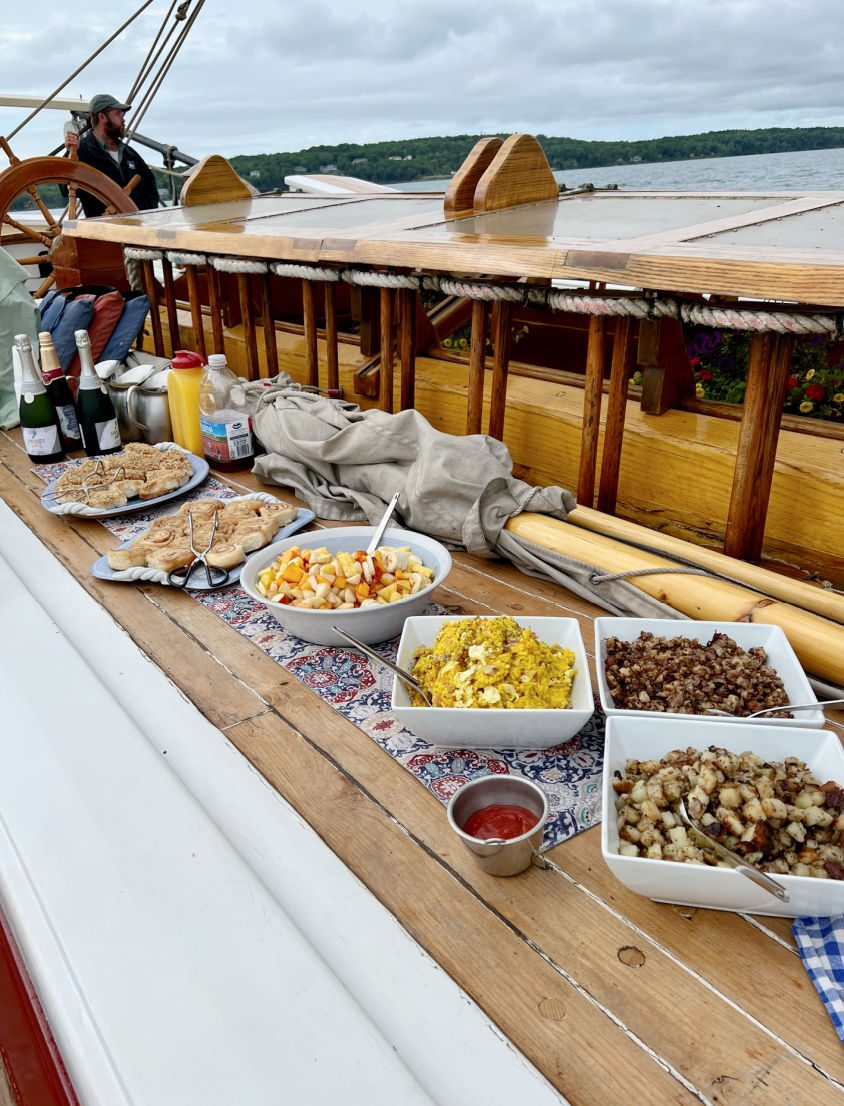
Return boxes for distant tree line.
[228,127,844,189]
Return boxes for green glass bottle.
[15,334,65,464]
[39,331,82,452]
[75,329,122,456]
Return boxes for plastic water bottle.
[198,353,255,471]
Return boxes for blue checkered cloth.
[793,916,844,1042]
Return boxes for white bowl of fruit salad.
[239,525,452,645]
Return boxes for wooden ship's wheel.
[0,145,137,295]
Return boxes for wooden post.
[467,299,489,434]
[488,301,512,440]
[379,287,395,412]
[597,317,636,515]
[398,288,417,411]
[302,280,319,388]
[160,257,181,356]
[184,265,206,359]
[237,273,259,381]
[324,283,340,392]
[723,332,793,561]
[577,316,607,507]
[140,259,165,357]
[206,267,226,355]
[260,272,278,380]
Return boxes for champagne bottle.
[38,331,82,452]
[15,334,65,464]
[75,329,122,456]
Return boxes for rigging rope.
[5,0,156,141]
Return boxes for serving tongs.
[167,509,229,589]
[677,798,789,903]
[332,626,434,706]
[52,460,126,504]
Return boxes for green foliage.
[686,328,844,422]
[228,127,844,191]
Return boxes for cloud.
[1,0,842,167]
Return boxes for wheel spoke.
[26,185,61,235]
[34,272,55,298]
[13,254,48,267]
[2,212,52,246]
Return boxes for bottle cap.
[14,333,32,350]
[171,349,207,369]
[207,354,228,368]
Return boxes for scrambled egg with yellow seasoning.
[410,616,577,709]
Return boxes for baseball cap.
[88,93,131,116]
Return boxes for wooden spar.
[577,316,606,506]
[569,504,844,624]
[597,317,635,514]
[260,272,278,379]
[184,265,206,359]
[398,287,416,411]
[205,266,225,355]
[505,511,844,686]
[237,273,259,380]
[380,287,395,412]
[161,256,180,357]
[140,258,165,357]
[467,300,489,434]
[302,281,319,387]
[724,332,793,561]
[324,283,339,392]
[488,301,512,439]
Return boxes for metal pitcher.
[108,378,172,444]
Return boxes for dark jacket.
[71,132,161,217]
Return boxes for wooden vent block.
[473,134,558,214]
[179,155,253,207]
[444,137,504,216]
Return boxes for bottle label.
[200,416,254,463]
[96,419,122,451]
[22,424,60,456]
[57,404,80,442]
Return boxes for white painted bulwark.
[0,500,565,1106]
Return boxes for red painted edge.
[0,902,79,1106]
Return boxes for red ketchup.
[462,804,539,841]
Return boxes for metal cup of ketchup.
[447,775,549,877]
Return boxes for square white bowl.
[391,615,594,749]
[602,715,844,917]
[594,618,822,727]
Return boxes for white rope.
[544,290,679,319]
[422,275,524,302]
[272,263,341,281]
[122,250,144,292]
[590,567,711,584]
[166,251,207,266]
[342,270,420,289]
[680,303,837,335]
[211,257,269,275]
[124,247,164,261]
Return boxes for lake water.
[394,145,844,193]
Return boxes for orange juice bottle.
[167,350,206,455]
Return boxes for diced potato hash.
[256,544,434,610]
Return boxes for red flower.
[699,369,713,381]
[787,376,798,389]
[806,383,826,402]
[689,355,700,367]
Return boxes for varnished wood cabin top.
[65,187,844,305]
[2,426,843,1105]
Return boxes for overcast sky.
[2,0,842,168]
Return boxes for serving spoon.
[705,698,844,721]
[677,799,789,902]
[332,625,433,706]
[366,492,401,556]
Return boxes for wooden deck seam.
[543,857,844,1089]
